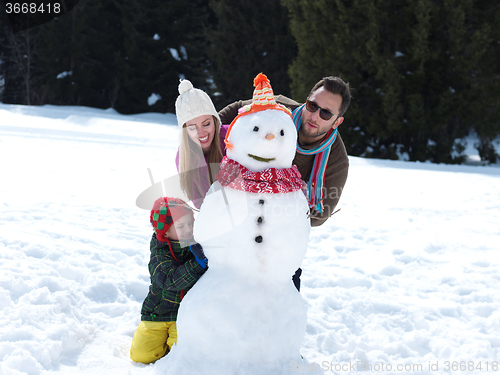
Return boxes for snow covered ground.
[0,103,499,375]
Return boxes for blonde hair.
[179,116,223,201]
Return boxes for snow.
[168,48,180,61]
[147,94,161,107]
[168,47,187,61]
[179,47,187,60]
[1,102,499,375]
[56,71,72,80]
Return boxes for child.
[130,196,207,364]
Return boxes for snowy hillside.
[0,103,499,375]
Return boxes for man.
[219,76,352,291]
[219,76,351,227]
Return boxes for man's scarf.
[292,104,338,213]
[216,156,303,194]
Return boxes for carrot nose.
[265,134,275,140]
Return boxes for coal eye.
[253,126,259,132]
[280,129,284,136]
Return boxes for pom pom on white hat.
[178,79,193,95]
[175,79,221,128]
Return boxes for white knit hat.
[175,80,221,128]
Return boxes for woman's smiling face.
[185,115,216,154]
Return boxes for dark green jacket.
[141,234,206,322]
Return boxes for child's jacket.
[141,234,206,322]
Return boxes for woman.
[175,80,229,208]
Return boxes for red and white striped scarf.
[216,156,303,194]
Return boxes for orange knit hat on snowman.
[224,73,292,151]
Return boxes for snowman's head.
[226,109,296,172]
[224,73,297,172]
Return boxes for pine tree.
[283,0,500,163]
[115,0,212,114]
[21,0,126,108]
[9,0,213,114]
[0,7,46,106]
[0,10,10,101]
[207,0,296,108]
[457,0,500,163]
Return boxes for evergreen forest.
[1,0,499,163]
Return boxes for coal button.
[255,236,263,243]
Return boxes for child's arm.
[149,248,205,291]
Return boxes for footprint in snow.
[379,266,403,276]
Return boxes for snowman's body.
[156,106,311,374]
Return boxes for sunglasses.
[305,99,337,121]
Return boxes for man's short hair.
[309,76,352,116]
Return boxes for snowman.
[155,74,312,375]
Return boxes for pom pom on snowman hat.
[224,73,292,150]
